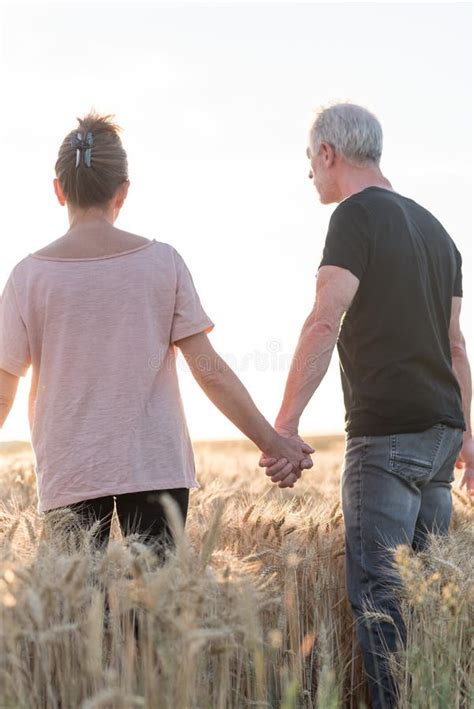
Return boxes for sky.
[0,1,472,443]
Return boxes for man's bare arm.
[449,296,472,438]
[449,295,473,496]
[274,265,360,435]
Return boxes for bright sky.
[0,1,472,443]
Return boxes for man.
[259,102,473,709]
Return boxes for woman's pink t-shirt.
[0,239,214,512]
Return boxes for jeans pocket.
[389,425,444,484]
[446,428,464,482]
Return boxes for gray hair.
[309,102,383,166]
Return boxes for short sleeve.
[170,250,215,344]
[318,199,371,281]
[453,247,463,297]
[0,272,31,377]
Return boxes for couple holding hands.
[0,101,471,709]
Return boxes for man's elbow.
[305,315,340,341]
[450,343,467,360]
[450,335,467,359]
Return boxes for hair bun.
[56,112,128,207]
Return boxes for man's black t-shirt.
[318,185,465,438]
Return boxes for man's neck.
[338,168,394,203]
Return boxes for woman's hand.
[259,431,315,488]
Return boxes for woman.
[0,111,313,557]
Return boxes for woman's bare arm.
[175,331,313,479]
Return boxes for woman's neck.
[67,208,115,231]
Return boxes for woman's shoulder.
[30,226,152,259]
[23,238,175,259]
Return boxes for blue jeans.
[341,423,464,709]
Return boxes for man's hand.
[456,436,474,497]
[259,429,315,488]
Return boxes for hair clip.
[70,131,94,168]
[70,132,83,168]
[83,131,93,168]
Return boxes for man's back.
[318,185,465,437]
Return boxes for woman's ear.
[53,178,66,206]
[115,180,130,209]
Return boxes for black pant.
[45,488,189,642]
[46,488,189,558]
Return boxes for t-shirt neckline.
[28,238,157,262]
[358,186,397,195]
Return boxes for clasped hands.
[258,428,315,488]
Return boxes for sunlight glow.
[0,2,471,443]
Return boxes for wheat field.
[0,436,472,709]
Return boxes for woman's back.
[0,110,308,519]
[1,236,214,513]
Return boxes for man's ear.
[53,178,66,206]
[321,142,336,168]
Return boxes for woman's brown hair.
[55,110,129,209]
